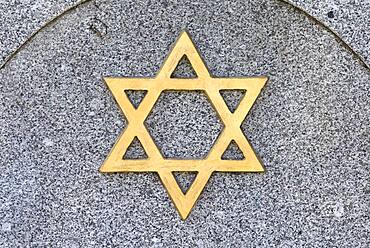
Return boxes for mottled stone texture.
[1,0,369,67]
[290,0,370,65]
[0,0,369,247]
[0,0,80,64]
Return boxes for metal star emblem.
[100,30,267,220]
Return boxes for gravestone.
[0,0,369,247]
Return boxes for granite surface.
[1,0,369,68]
[0,0,369,247]
[0,0,80,65]
[289,0,370,66]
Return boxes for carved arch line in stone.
[0,0,369,71]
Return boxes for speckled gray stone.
[123,137,148,159]
[0,0,80,64]
[290,0,370,65]
[172,172,198,194]
[0,0,369,247]
[221,140,245,160]
[145,90,224,159]
[1,0,369,67]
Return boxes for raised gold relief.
[100,30,267,220]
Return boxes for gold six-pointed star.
[100,30,267,220]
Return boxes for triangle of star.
[100,30,268,220]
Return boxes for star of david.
[100,30,267,220]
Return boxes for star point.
[101,30,267,219]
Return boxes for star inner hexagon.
[100,30,268,220]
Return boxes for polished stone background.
[0,0,369,247]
